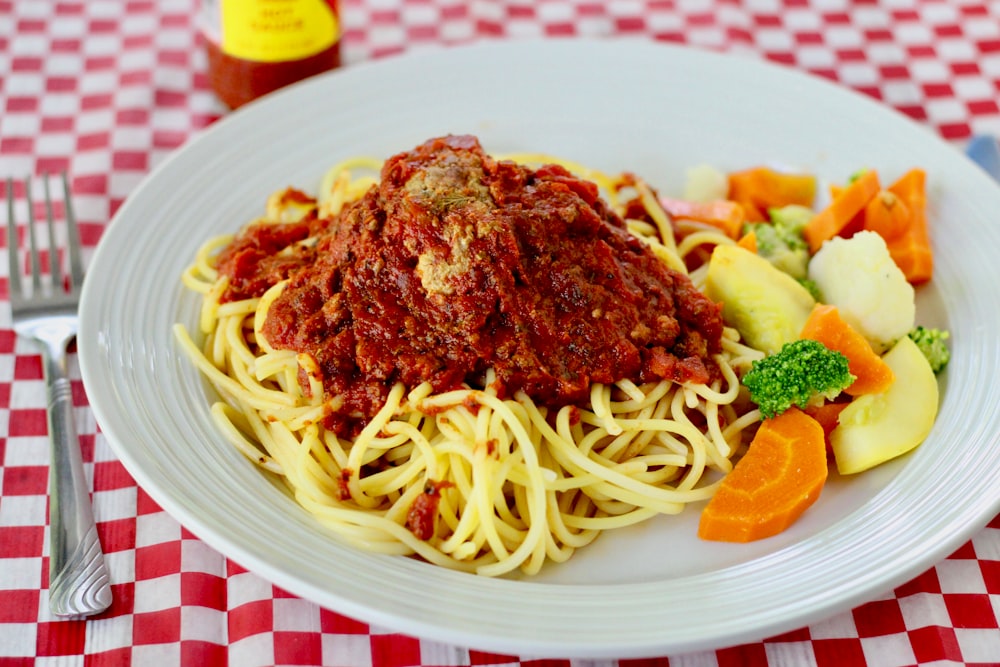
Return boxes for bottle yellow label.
[219,0,339,63]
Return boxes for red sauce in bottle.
[201,0,341,109]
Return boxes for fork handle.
[43,342,113,616]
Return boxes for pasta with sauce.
[174,135,764,576]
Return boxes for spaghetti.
[175,136,764,576]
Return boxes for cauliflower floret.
[808,231,915,353]
[683,164,728,202]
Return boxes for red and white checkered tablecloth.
[2,1,1000,665]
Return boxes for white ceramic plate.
[78,39,1000,658]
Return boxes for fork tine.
[42,174,64,291]
[61,172,85,289]
[24,175,44,295]
[5,177,20,297]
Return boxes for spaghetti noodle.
[175,136,764,576]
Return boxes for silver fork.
[5,173,112,616]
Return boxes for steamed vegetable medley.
[669,164,949,543]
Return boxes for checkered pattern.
[339,0,1000,142]
[2,0,999,665]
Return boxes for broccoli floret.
[908,326,950,373]
[767,204,813,237]
[743,204,813,280]
[797,277,822,301]
[742,339,855,419]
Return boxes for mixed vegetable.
[670,164,948,543]
[740,339,854,420]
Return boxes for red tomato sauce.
[215,135,724,436]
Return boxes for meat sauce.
[215,135,724,436]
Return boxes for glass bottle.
[200,0,341,109]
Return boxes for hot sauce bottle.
[200,0,341,109]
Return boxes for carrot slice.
[803,169,881,253]
[660,197,746,239]
[728,167,817,222]
[736,229,758,253]
[884,168,933,285]
[862,190,910,240]
[799,304,895,396]
[698,407,828,542]
[804,401,849,444]
[804,400,850,459]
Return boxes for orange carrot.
[804,401,850,460]
[803,169,881,253]
[799,304,895,396]
[660,197,746,239]
[804,401,849,443]
[736,229,758,253]
[884,168,933,285]
[862,190,910,240]
[698,407,828,542]
[728,167,817,222]
[824,184,866,240]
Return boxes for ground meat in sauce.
[214,135,724,437]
